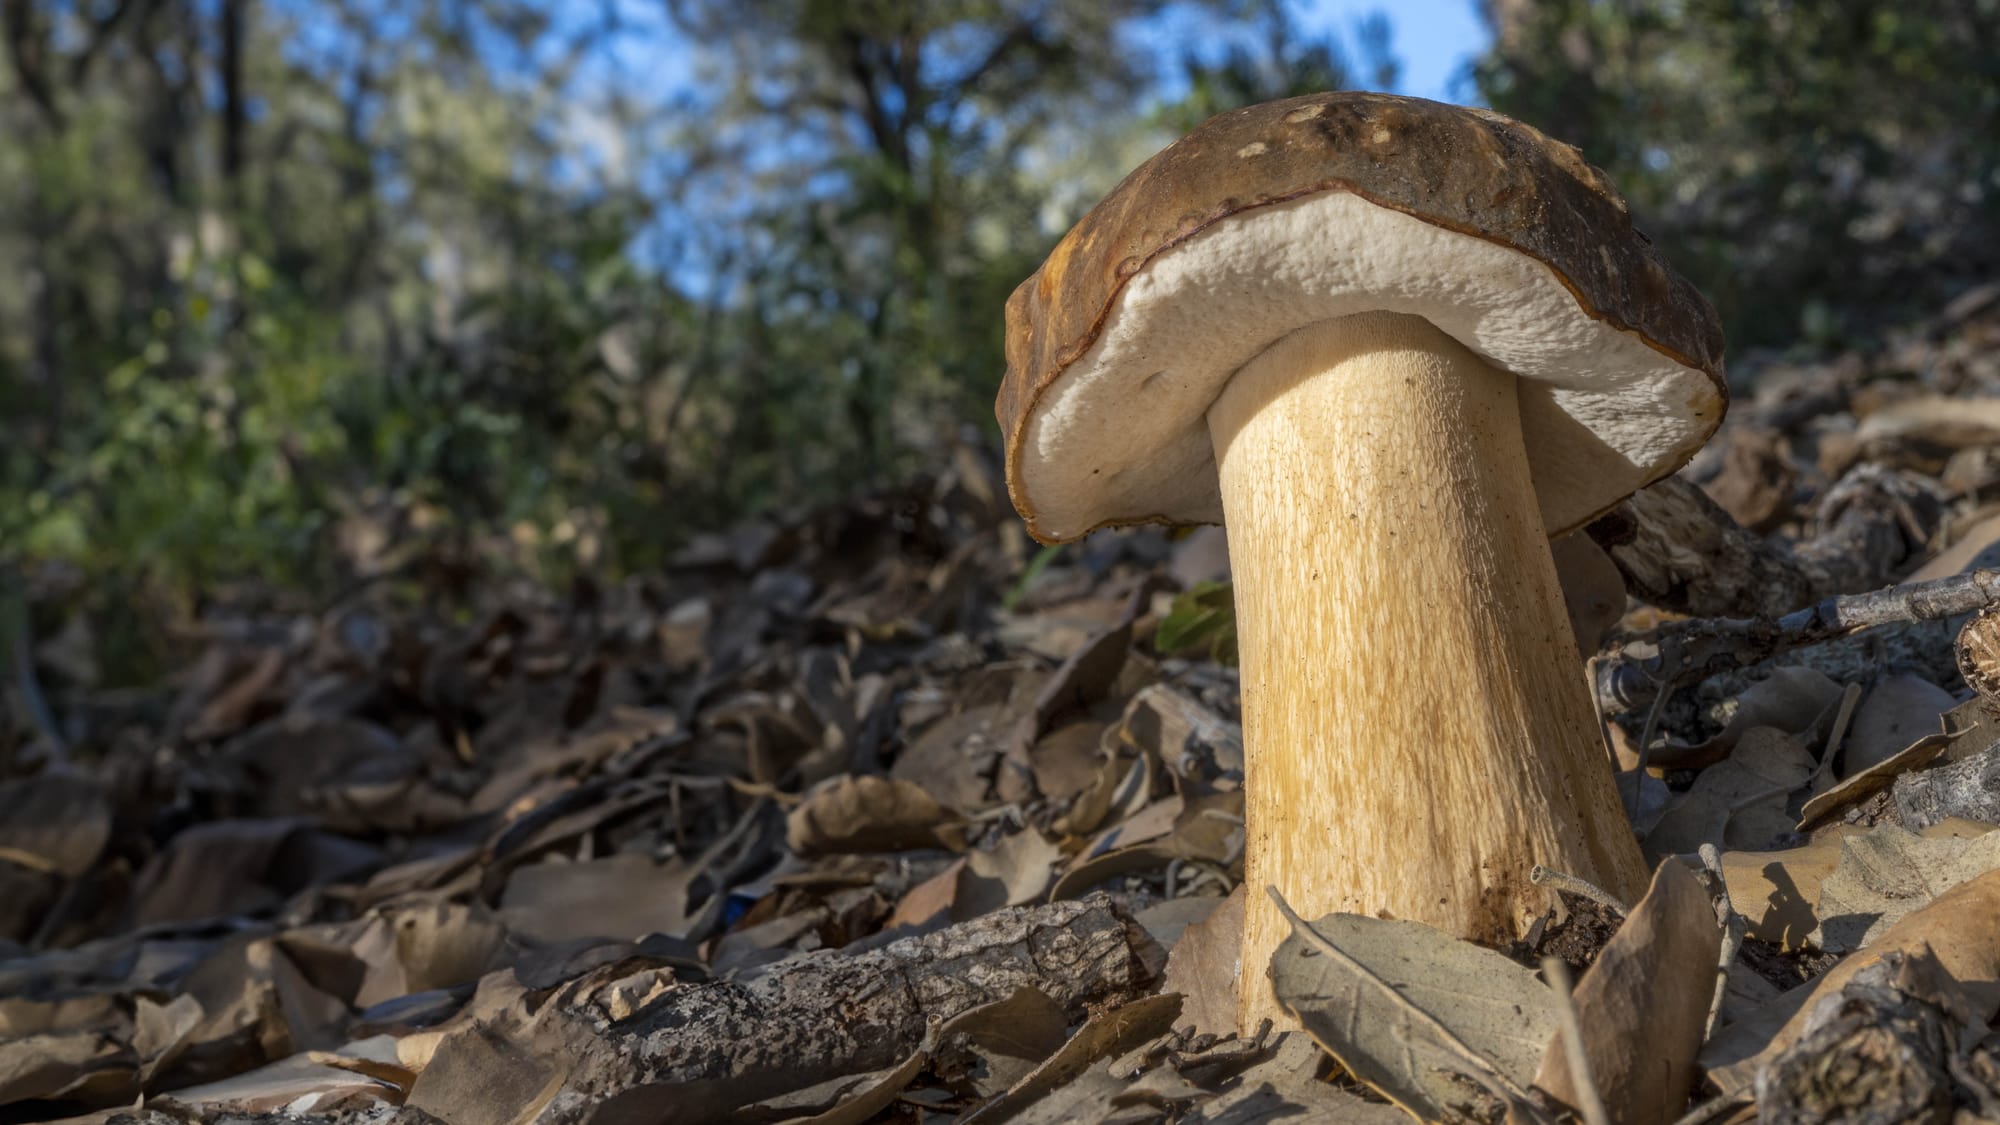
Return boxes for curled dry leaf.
[1795,693,2000,829]
[893,703,1015,815]
[785,774,967,857]
[955,828,1066,918]
[931,985,1072,1100]
[1268,896,1558,1120]
[1841,673,1954,777]
[751,1052,929,1125]
[1646,727,1814,860]
[1533,861,1723,1125]
[148,1050,404,1117]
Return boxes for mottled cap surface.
[998,91,1727,543]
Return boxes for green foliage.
[6,0,1994,688]
[1156,581,1238,666]
[1477,0,2000,349]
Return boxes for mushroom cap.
[997,92,1727,544]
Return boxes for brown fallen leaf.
[785,774,967,857]
[1160,885,1244,1038]
[1841,673,1954,776]
[954,827,1065,918]
[127,818,382,929]
[1798,728,1954,829]
[932,986,1073,1099]
[1721,830,1856,949]
[1809,822,2000,952]
[1910,510,2000,582]
[499,852,703,945]
[1132,893,1225,951]
[958,991,1183,1124]
[892,703,1015,815]
[402,1006,570,1125]
[1269,895,1557,1119]
[1646,727,1815,859]
[149,1051,402,1117]
[281,900,508,1009]
[1553,531,1627,656]
[1028,720,1112,803]
[1116,683,1243,784]
[1187,1032,1406,1123]
[1701,426,1797,533]
[1720,820,1988,950]
[885,856,963,931]
[1534,861,1723,1125]
[751,987,1066,1125]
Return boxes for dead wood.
[405,894,1163,1125]
[1599,570,2000,724]
[1588,467,1942,620]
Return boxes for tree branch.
[1,0,65,131]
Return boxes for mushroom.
[996,93,1726,1030]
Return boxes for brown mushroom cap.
[997,91,1727,544]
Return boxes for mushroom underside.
[1017,190,1720,543]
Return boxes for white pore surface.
[1019,190,1717,540]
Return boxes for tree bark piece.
[1588,467,1940,619]
[406,896,1163,1125]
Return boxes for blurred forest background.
[3,0,1997,679]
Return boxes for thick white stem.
[1208,311,1647,1032]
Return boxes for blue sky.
[556,0,1493,289]
[629,0,1491,109]
[1130,0,1490,103]
[1297,0,1489,102]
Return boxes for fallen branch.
[405,895,1164,1125]
[1598,569,2000,717]
[1587,467,1942,620]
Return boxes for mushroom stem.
[1208,310,1648,1032]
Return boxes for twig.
[1779,567,2000,636]
[1697,844,1745,1041]
[1807,681,1864,785]
[1530,865,1630,918]
[1541,957,1611,1125]
[1265,888,1540,1108]
[1669,1093,1751,1125]
[1624,661,1677,812]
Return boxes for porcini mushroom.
[996,93,1726,1030]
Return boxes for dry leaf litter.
[3,288,2000,1122]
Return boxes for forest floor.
[6,283,2000,1124]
